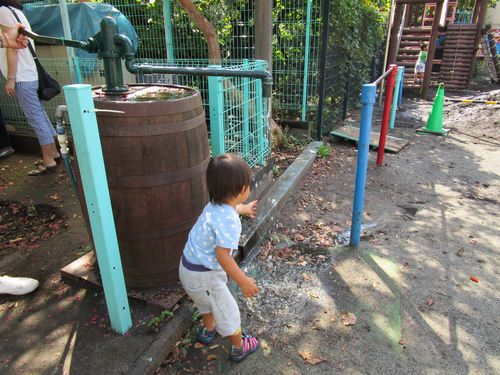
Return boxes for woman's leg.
[0,107,13,150]
[15,81,58,165]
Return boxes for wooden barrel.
[89,84,209,287]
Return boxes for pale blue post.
[398,67,404,109]
[242,59,250,159]
[389,67,404,129]
[64,84,132,334]
[208,65,225,156]
[350,84,377,247]
[163,0,175,63]
[255,78,264,165]
[301,0,313,121]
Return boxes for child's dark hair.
[206,154,252,204]
[420,43,428,50]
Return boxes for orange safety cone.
[417,83,449,136]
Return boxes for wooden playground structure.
[387,0,497,98]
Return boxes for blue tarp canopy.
[23,2,138,72]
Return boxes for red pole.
[377,64,398,166]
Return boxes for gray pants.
[15,81,56,145]
[179,261,241,337]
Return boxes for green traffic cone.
[417,83,449,136]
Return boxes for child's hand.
[239,276,259,298]
[237,200,258,218]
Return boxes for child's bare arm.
[236,200,258,218]
[215,247,258,298]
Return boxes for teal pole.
[398,67,404,109]
[301,0,313,122]
[256,78,264,165]
[389,66,404,129]
[350,84,377,247]
[63,84,132,334]
[208,65,225,156]
[242,59,250,159]
[163,0,175,63]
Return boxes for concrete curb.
[127,141,322,374]
[239,141,323,262]
[127,301,192,375]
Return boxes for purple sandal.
[197,326,217,344]
[230,334,259,362]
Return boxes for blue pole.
[398,67,404,109]
[64,84,132,334]
[350,84,377,247]
[389,67,404,129]
[255,78,264,165]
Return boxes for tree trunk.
[178,0,221,64]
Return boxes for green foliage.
[148,309,174,330]
[318,143,331,158]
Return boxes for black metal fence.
[316,0,385,139]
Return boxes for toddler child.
[414,42,428,84]
[179,153,259,362]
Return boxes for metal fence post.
[301,0,313,122]
[63,84,132,334]
[255,77,264,165]
[208,65,225,156]
[163,0,175,63]
[59,0,82,84]
[389,66,403,129]
[242,59,250,159]
[316,0,331,140]
[350,83,377,247]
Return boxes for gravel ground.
[159,83,499,374]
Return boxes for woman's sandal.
[27,163,57,176]
[197,326,217,345]
[230,334,259,362]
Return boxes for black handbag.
[8,7,61,101]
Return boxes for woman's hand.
[5,79,15,96]
[3,23,28,49]
[236,200,258,218]
[239,276,259,298]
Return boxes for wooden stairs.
[397,27,441,88]
[439,23,479,89]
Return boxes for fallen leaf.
[469,276,479,283]
[207,354,217,362]
[308,293,320,299]
[330,316,337,322]
[209,344,219,350]
[399,338,406,345]
[341,312,357,326]
[299,351,327,365]
[194,342,204,349]
[426,298,435,307]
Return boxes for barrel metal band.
[108,158,210,188]
[98,111,206,137]
[117,216,198,241]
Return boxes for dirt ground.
[160,84,500,374]
[0,75,498,374]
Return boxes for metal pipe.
[389,66,404,129]
[124,59,273,97]
[350,84,377,247]
[372,65,396,86]
[54,105,77,193]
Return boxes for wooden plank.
[61,252,186,311]
[331,125,410,153]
